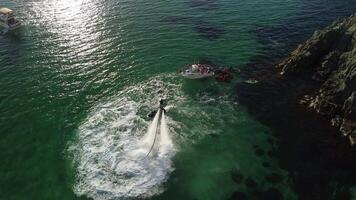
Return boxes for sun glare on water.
[26,0,118,70]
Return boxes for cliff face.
[278,14,356,144]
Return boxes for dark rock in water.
[215,68,233,82]
[254,148,265,157]
[267,150,275,158]
[265,173,283,184]
[262,162,271,168]
[231,171,244,184]
[229,191,248,200]
[262,188,284,200]
[277,14,356,141]
[334,189,352,200]
[195,21,226,41]
[244,178,258,188]
[187,0,218,10]
[251,190,262,197]
[267,138,275,145]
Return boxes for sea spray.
[141,109,161,156]
[160,111,173,149]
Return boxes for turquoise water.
[0,0,355,199]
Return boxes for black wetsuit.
[159,100,166,113]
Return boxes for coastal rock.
[261,188,284,200]
[236,13,356,200]
[277,14,356,142]
[254,148,265,156]
[265,173,283,184]
[229,191,248,200]
[231,171,244,184]
[244,178,258,188]
[262,162,271,168]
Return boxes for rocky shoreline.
[236,14,356,199]
[277,14,356,145]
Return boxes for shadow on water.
[0,31,23,61]
[160,15,226,41]
[160,0,224,41]
[236,1,356,199]
[194,20,226,41]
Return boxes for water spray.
[144,109,161,157]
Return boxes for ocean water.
[0,0,355,200]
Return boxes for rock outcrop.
[277,14,356,145]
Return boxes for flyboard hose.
[145,109,161,158]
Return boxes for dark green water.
[0,0,355,200]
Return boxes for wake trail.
[70,77,185,200]
[72,101,176,200]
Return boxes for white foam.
[69,74,234,199]
[141,109,161,155]
[70,76,179,200]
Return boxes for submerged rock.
[262,188,284,200]
[267,138,275,145]
[229,191,248,200]
[267,150,275,157]
[277,14,356,143]
[231,170,244,184]
[215,68,234,82]
[254,148,265,157]
[262,162,271,168]
[244,178,258,188]
[265,173,283,184]
[195,21,226,41]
